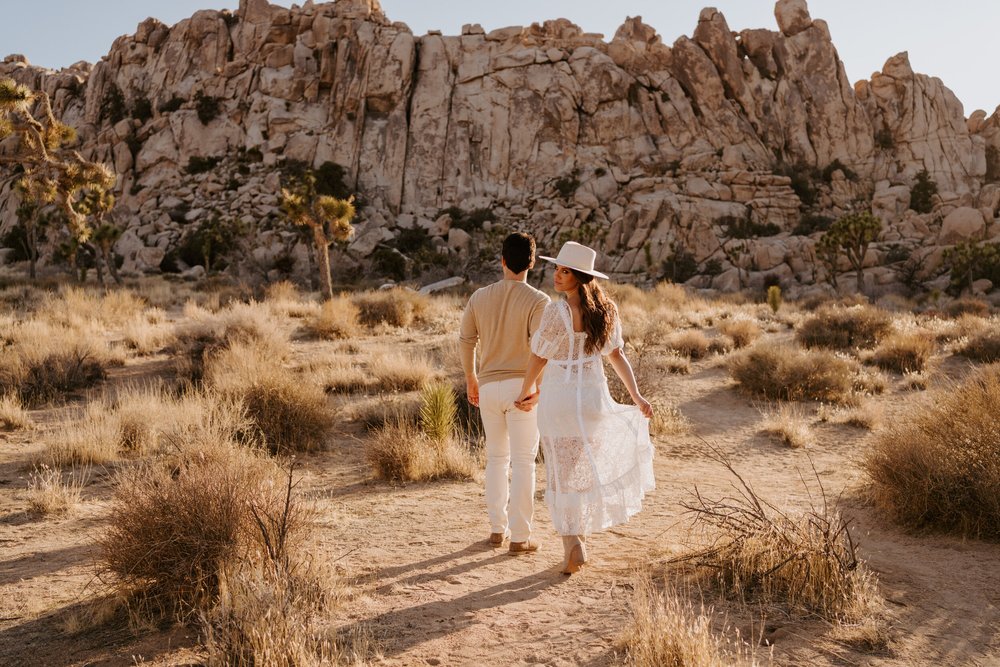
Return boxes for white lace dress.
[531,300,655,536]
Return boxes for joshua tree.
[280,170,355,300]
[817,211,882,292]
[1,78,115,267]
[74,188,119,285]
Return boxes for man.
[460,232,550,554]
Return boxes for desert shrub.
[121,315,176,355]
[366,417,478,482]
[100,83,127,124]
[367,353,436,393]
[195,90,222,124]
[680,451,882,622]
[774,161,819,207]
[353,288,429,328]
[618,578,753,667]
[792,213,834,235]
[729,342,855,403]
[206,343,333,454]
[944,297,990,318]
[717,215,780,239]
[158,95,185,113]
[942,240,1000,295]
[717,318,761,349]
[909,169,938,214]
[667,330,711,360]
[662,244,698,284]
[874,128,894,149]
[1,349,107,407]
[759,404,812,448]
[957,330,1000,363]
[648,397,689,437]
[822,158,857,182]
[0,394,31,430]
[187,155,221,175]
[131,95,153,122]
[871,332,934,373]
[303,297,359,340]
[99,445,306,617]
[862,364,1000,537]
[796,305,892,350]
[553,171,581,199]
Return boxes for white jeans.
[480,378,539,542]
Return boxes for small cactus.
[767,285,782,314]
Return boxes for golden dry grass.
[729,343,855,403]
[27,464,89,516]
[303,297,360,340]
[957,330,1000,363]
[943,297,990,318]
[366,417,478,482]
[353,288,430,328]
[205,342,333,454]
[0,393,31,430]
[796,305,893,350]
[870,332,934,373]
[759,404,812,448]
[618,577,757,667]
[668,330,712,360]
[863,364,1000,538]
[718,318,762,349]
[649,397,690,437]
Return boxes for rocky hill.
[1,0,998,295]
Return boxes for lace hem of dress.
[544,444,655,536]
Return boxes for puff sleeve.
[530,302,566,360]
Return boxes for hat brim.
[538,255,609,280]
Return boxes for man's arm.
[459,302,480,407]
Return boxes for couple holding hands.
[459,233,655,574]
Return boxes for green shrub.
[718,215,780,239]
[775,162,819,207]
[909,169,938,214]
[158,96,185,113]
[101,83,127,124]
[131,95,153,123]
[942,241,1000,295]
[874,128,895,150]
[178,216,243,271]
[554,170,581,199]
[195,90,221,125]
[793,213,834,236]
[187,155,221,175]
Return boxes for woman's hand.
[633,395,653,419]
[513,390,539,412]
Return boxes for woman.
[515,241,655,574]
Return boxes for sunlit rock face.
[1,0,997,294]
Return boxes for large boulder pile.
[1,0,998,295]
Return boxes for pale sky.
[1,1,995,115]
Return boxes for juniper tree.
[817,211,883,292]
[1,78,115,273]
[280,170,355,300]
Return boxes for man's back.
[459,280,549,384]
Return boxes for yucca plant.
[420,382,457,445]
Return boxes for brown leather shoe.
[489,532,506,547]
[508,540,540,555]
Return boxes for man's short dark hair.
[502,232,535,274]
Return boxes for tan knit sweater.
[459,280,550,384]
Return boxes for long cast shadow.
[0,543,96,586]
[375,540,496,581]
[344,567,564,658]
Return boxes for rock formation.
[1,0,998,296]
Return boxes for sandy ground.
[2,327,1000,666]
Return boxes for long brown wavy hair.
[571,269,618,354]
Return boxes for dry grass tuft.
[957,330,1000,363]
[944,297,990,318]
[202,559,372,667]
[27,464,89,515]
[0,393,32,430]
[838,402,883,430]
[870,332,934,373]
[679,449,882,623]
[863,364,1000,538]
[668,330,711,360]
[796,306,893,350]
[759,405,812,448]
[368,353,437,393]
[353,288,430,328]
[303,297,360,340]
[902,371,929,391]
[618,577,756,667]
[729,343,855,403]
[649,397,690,437]
[366,417,478,482]
[718,318,762,349]
[206,343,333,454]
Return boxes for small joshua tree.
[280,171,355,301]
[74,188,119,285]
[817,211,882,292]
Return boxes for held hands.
[513,390,539,412]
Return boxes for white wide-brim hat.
[539,241,609,279]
